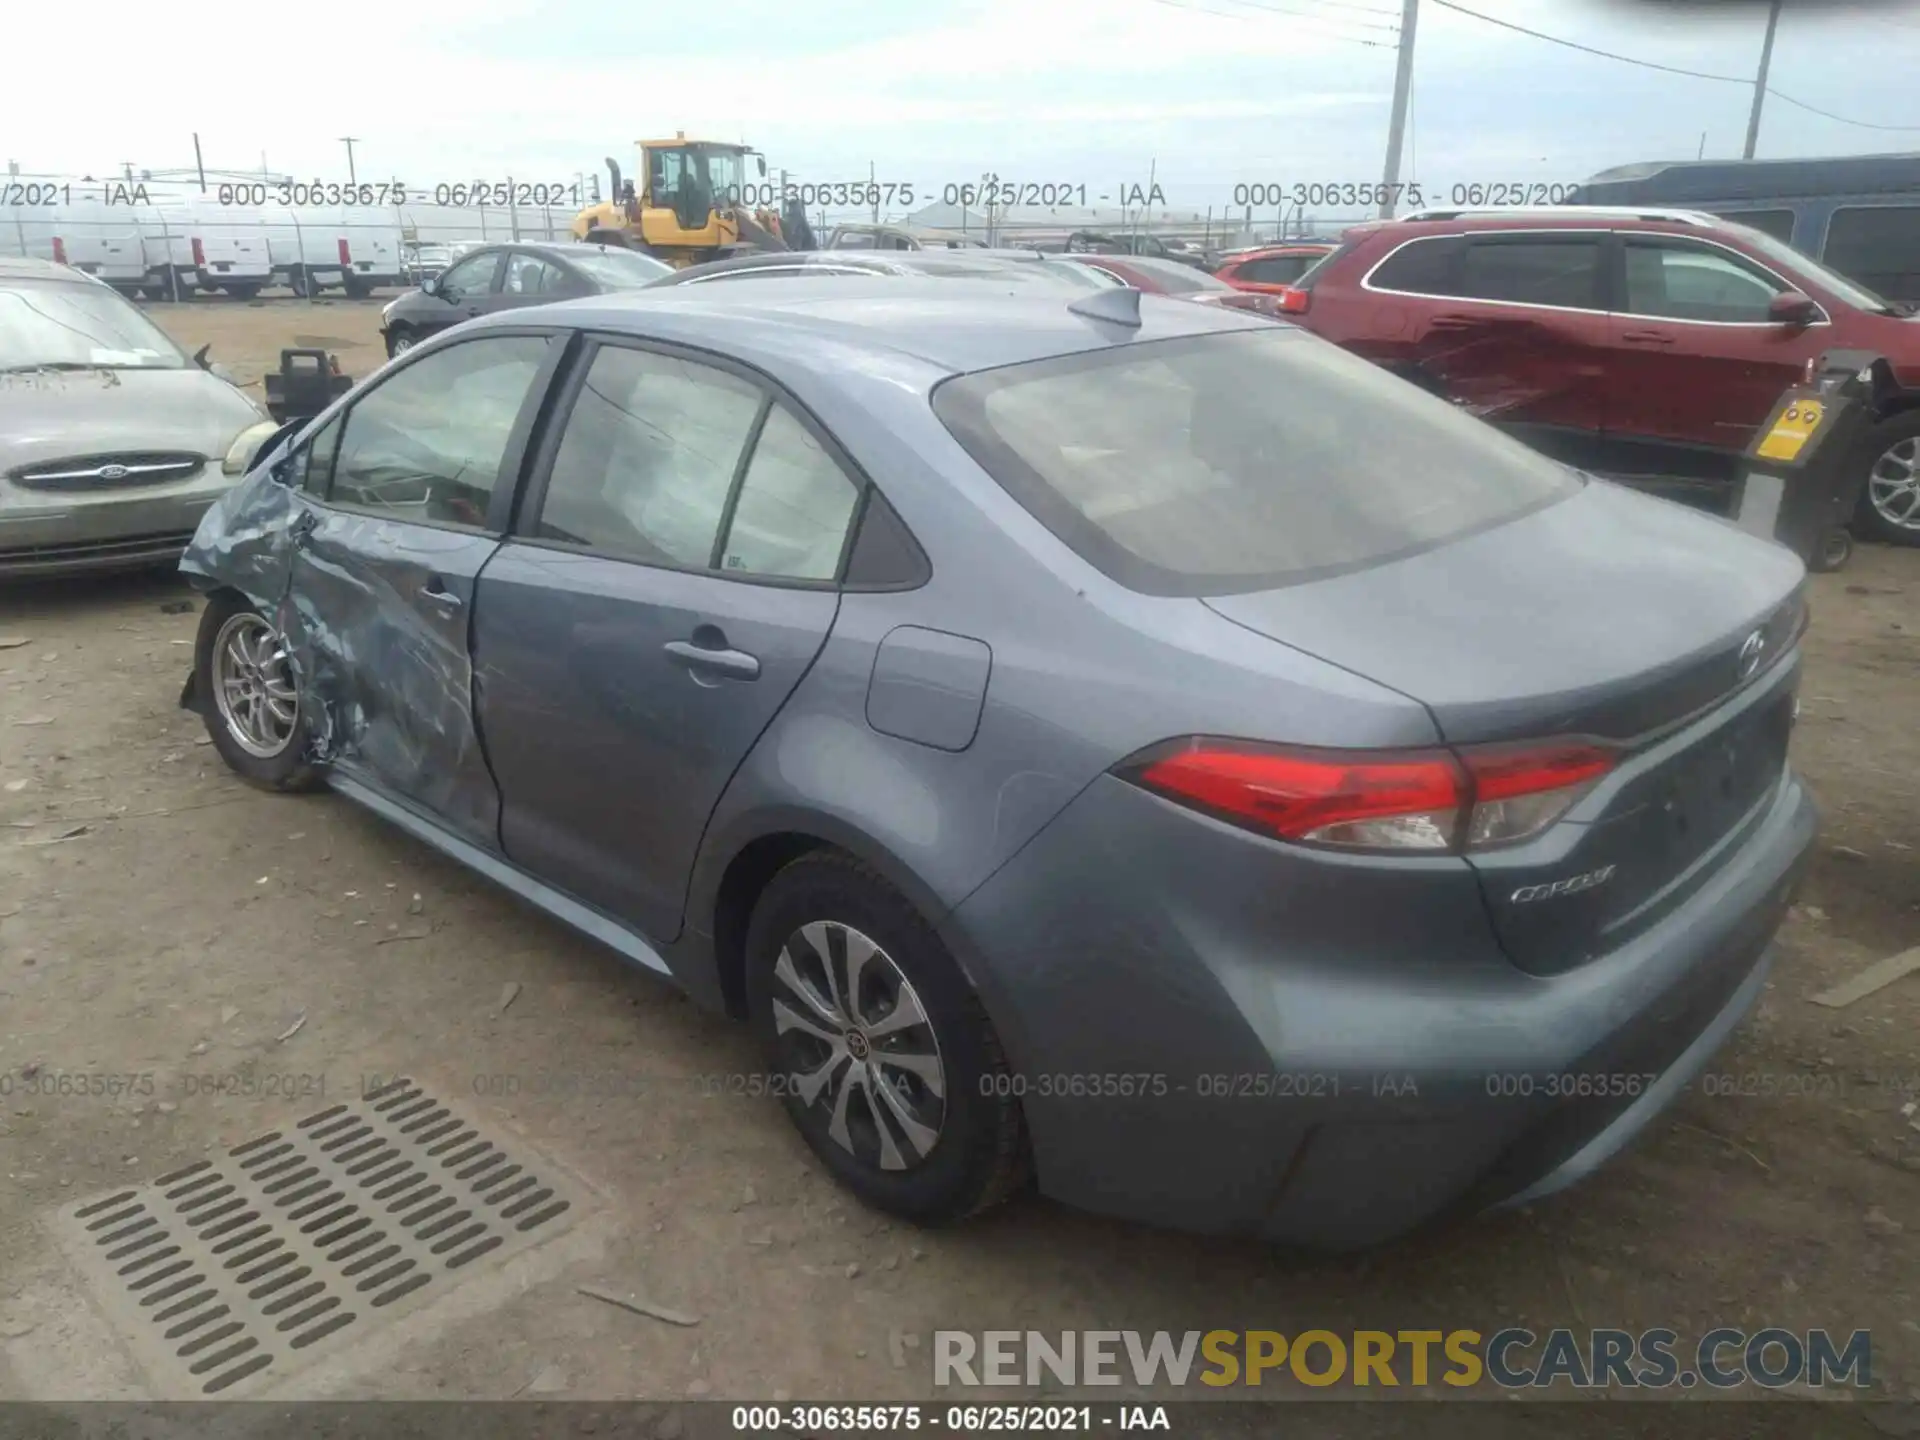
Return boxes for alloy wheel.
[770,920,946,1172]
[1867,436,1920,533]
[212,612,299,759]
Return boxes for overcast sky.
[4,0,1916,215]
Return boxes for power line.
[1430,0,1920,133]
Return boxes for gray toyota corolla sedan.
[178,280,1816,1248]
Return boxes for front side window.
[721,406,861,581]
[298,414,342,496]
[1623,240,1786,322]
[328,336,550,527]
[437,252,498,302]
[536,345,764,567]
[566,248,673,288]
[933,328,1577,596]
[1456,237,1603,309]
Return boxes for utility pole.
[1378,0,1419,218]
[340,136,361,185]
[1743,0,1782,160]
[192,133,206,192]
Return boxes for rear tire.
[1851,409,1920,547]
[744,853,1030,1225]
[225,283,261,301]
[193,593,321,793]
[290,269,319,298]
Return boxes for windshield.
[933,328,1578,596]
[1726,221,1897,313]
[569,248,675,288]
[0,278,186,371]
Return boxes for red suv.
[1280,208,1920,545]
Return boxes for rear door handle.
[1620,329,1676,346]
[419,579,464,611]
[664,638,760,681]
[1429,313,1480,332]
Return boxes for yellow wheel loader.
[570,136,789,267]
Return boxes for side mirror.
[1770,290,1818,326]
[193,342,213,371]
[756,155,767,177]
[422,274,442,297]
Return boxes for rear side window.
[1365,236,1459,295]
[1457,237,1603,309]
[1709,208,1796,245]
[1822,205,1920,302]
[932,329,1578,596]
[1235,255,1315,285]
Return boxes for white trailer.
[261,205,403,295]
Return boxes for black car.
[378,242,674,357]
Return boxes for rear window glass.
[1822,205,1920,303]
[932,329,1579,596]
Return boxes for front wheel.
[745,853,1030,1224]
[386,326,417,358]
[1852,410,1920,547]
[194,593,320,792]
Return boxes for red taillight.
[51,237,67,265]
[191,237,206,268]
[1124,737,1615,852]
[1274,286,1311,314]
[338,238,352,264]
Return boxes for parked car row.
[146,245,1827,1250]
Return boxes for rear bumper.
[0,475,230,578]
[941,766,1817,1249]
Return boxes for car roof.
[1223,243,1336,259]
[472,277,1272,377]
[1364,206,1732,238]
[661,248,1069,283]
[0,256,96,284]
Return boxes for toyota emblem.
[97,464,129,481]
[1736,629,1766,681]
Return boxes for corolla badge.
[1737,629,1767,682]
[1511,865,1616,904]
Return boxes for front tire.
[1852,410,1920,547]
[386,326,417,358]
[745,853,1029,1224]
[194,593,320,792]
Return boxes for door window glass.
[300,414,342,497]
[536,345,765,567]
[1367,237,1458,295]
[437,252,498,302]
[1457,238,1602,308]
[721,406,861,580]
[329,336,549,528]
[1709,208,1796,245]
[503,253,565,297]
[1623,241,1785,322]
[1823,205,1920,302]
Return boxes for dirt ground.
[0,300,1915,1421]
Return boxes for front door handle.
[1429,314,1480,332]
[1620,329,1676,346]
[664,638,760,681]
[419,580,464,611]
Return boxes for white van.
[261,205,403,295]
[179,200,272,298]
[0,198,159,294]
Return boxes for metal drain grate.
[54,1077,588,1398]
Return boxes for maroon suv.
[1280,208,1920,544]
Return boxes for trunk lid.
[1204,480,1806,973]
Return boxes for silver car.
[180,281,1816,1248]
[0,257,279,578]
